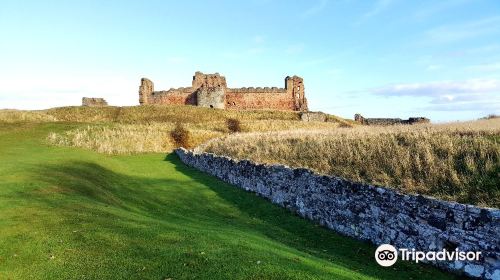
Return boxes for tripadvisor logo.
[375,244,398,267]
[374,244,481,267]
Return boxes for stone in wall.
[82,97,108,107]
[175,148,500,279]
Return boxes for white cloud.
[285,43,304,55]
[426,64,443,71]
[373,79,500,97]
[425,100,500,112]
[413,0,471,20]
[465,44,500,55]
[424,16,500,44]
[466,62,500,73]
[253,35,265,44]
[220,37,267,59]
[247,47,265,55]
[371,79,500,113]
[355,0,393,25]
[301,0,328,19]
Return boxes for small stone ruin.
[82,97,108,107]
[354,114,430,125]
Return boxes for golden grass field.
[200,118,500,207]
[1,106,498,207]
[46,119,345,154]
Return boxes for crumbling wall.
[225,88,295,110]
[192,71,227,89]
[139,78,154,105]
[355,114,430,125]
[82,97,108,107]
[408,117,431,124]
[286,75,307,111]
[149,88,196,106]
[300,111,327,122]
[176,148,500,279]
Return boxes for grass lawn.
[0,123,458,279]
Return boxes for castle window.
[210,105,213,108]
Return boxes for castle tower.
[139,78,154,105]
[192,71,227,89]
[285,75,308,111]
[192,72,227,109]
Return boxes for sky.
[0,0,499,122]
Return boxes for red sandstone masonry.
[138,72,308,111]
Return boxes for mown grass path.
[0,123,458,279]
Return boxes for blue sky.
[0,0,499,121]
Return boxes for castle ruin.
[139,72,308,111]
[354,114,430,125]
[82,97,108,107]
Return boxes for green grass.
[0,123,458,279]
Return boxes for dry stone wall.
[175,148,500,279]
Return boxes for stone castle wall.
[139,72,308,111]
[175,148,500,279]
[354,114,430,125]
[225,88,296,111]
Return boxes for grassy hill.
[0,105,353,125]
[0,105,355,154]
[0,122,454,279]
[1,106,352,154]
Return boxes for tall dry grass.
[3,105,343,154]
[199,119,500,207]
[47,120,340,154]
[47,123,223,154]
[0,110,57,123]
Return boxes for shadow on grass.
[166,153,463,280]
[13,153,461,279]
